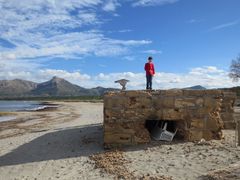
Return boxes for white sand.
[0,102,239,180]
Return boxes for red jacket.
[144,62,155,75]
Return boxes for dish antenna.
[114,79,129,90]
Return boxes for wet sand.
[0,102,239,180]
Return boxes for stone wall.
[221,91,236,129]
[104,90,236,148]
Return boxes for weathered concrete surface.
[104,90,236,148]
[221,91,237,129]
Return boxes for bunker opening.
[145,120,185,141]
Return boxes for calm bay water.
[0,101,57,123]
[0,101,42,112]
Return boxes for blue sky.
[0,0,240,89]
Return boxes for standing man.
[144,56,155,90]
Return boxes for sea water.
[0,101,56,123]
[0,101,43,112]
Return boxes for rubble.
[198,162,240,180]
[90,150,173,180]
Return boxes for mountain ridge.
[0,77,236,98]
[0,79,38,96]
[0,77,117,98]
[183,85,207,90]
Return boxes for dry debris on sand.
[90,150,173,180]
[198,162,240,180]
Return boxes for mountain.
[0,79,37,97]
[0,77,118,98]
[183,85,206,90]
[30,76,94,96]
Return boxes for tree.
[229,55,240,82]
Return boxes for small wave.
[25,105,59,111]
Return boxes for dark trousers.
[146,74,153,90]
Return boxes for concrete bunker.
[104,90,236,148]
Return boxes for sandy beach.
[0,102,240,180]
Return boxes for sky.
[0,0,240,89]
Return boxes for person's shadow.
[0,123,104,167]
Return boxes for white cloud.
[118,29,132,33]
[89,66,237,89]
[0,65,237,89]
[98,64,107,67]
[102,0,120,12]
[37,69,91,84]
[0,0,151,61]
[1,31,151,59]
[111,39,152,46]
[0,0,102,34]
[108,29,133,33]
[0,52,16,60]
[132,0,179,7]
[0,59,42,80]
[143,49,162,54]
[122,56,135,61]
[0,60,93,87]
[189,66,225,75]
[208,20,239,32]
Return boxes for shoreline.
[0,101,60,124]
[0,100,59,112]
